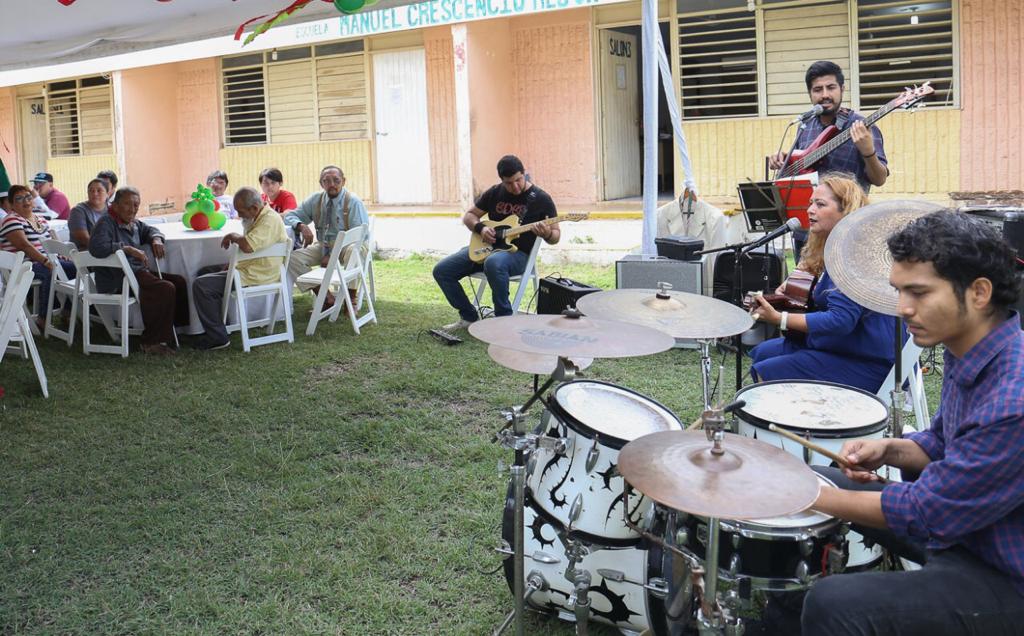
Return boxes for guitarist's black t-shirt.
[475,183,557,255]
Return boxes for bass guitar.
[779,83,934,178]
[468,212,589,263]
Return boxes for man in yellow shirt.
[192,187,289,351]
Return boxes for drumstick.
[767,424,888,483]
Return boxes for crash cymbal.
[487,344,593,375]
[576,288,753,340]
[618,430,820,519]
[468,313,675,358]
[824,199,944,316]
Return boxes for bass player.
[769,60,889,260]
[433,155,559,331]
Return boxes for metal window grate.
[46,76,111,157]
[679,8,759,120]
[223,65,267,145]
[857,0,956,109]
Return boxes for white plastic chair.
[358,215,377,310]
[298,225,377,336]
[876,338,930,429]
[220,240,294,352]
[469,238,542,316]
[0,255,49,397]
[42,239,81,346]
[72,250,143,357]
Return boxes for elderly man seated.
[283,165,368,309]
[89,187,188,356]
[191,187,288,351]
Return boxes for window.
[46,75,113,157]
[221,42,368,146]
[676,0,958,120]
[678,3,758,119]
[857,0,956,109]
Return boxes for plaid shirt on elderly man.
[881,313,1024,595]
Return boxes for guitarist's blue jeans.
[433,247,528,321]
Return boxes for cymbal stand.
[494,356,580,636]
[889,317,906,439]
[697,339,715,410]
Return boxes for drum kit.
[468,201,938,635]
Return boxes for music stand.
[736,181,786,233]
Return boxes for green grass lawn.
[0,256,940,635]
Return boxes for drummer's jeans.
[802,467,1024,636]
[432,247,527,322]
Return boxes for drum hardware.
[596,568,671,599]
[767,423,890,484]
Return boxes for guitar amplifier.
[961,206,1024,254]
[712,248,785,306]
[537,276,602,314]
[615,254,705,295]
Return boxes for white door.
[373,49,432,204]
[18,96,48,182]
[600,30,641,200]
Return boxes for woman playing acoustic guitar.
[748,173,902,393]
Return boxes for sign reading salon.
[337,0,626,37]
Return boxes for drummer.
[802,211,1024,635]
[748,173,901,393]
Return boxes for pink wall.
[960,0,1024,191]
[510,9,596,206]
[176,59,222,208]
[0,88,20,186]
[424,27,459,203]
[120,65,183,213]
[466,19,516,196]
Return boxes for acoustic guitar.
[468,212,589,263]
[744,269,817,313]
[778,83,934,179]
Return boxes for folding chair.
[72,250,143,357]
[220,240,294,352]
[876,338,930,431]
[298,225,377,336]
[357,215,377,311]
[469,238,542,316]
[41,239,81,346]
[0,256,49,397]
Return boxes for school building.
[0,0,1019,214]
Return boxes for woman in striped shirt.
[0,184,76,327]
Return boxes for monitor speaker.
[712,249,785,305]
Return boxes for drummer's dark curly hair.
[887,210,1021,315]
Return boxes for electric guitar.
[468,212,589,263]
[779,83,934,178]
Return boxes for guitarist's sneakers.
[441,319,474,332]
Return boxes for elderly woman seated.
[0,184,76,327]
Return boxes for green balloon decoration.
[185,200,199,214]
[184,182,222,230]
[334,0,366,14]
[182,210,196,227]
[199,199,215,214]
[209,211,227,230]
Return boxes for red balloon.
[190,213,211,231]
[213,200,221,211]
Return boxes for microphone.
[792,104,823,124]
[742,217,802,253]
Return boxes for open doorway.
[598,21,674,202]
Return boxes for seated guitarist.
[748,173,901,393]
[433,155,559,330]
[769,60,889,261]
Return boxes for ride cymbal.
[468,313,674,358]
[824,199,944,316]
[486,344,593,375]
[617,430,820,520]
[577,288,753,340]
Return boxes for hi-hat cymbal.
[824,199,944,316]
[468,314,675,358]
[618,431,820,519]
[577,288,753,340]
[487,344,593,375]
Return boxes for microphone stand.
[695,240,750,392]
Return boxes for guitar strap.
[836,107,852,130]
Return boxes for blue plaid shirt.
[794,108,888,193]
[881,313,1024,594]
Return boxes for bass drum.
[502,482,694,636]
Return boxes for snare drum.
[734,381,888,571]
[682,473,848,592]
[733,380,889,466]
[528,381,683,544]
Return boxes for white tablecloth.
[152,221,292,335]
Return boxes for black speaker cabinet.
[713,249,785,306]
[537,277,602,314]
